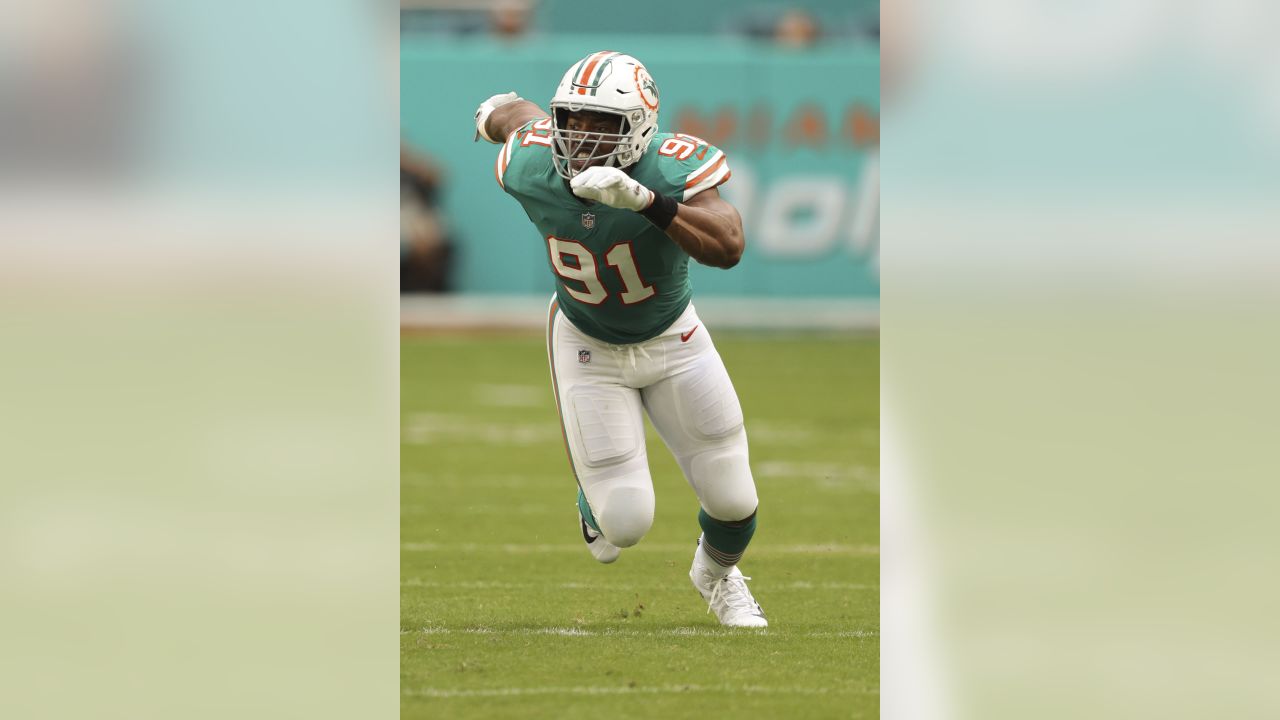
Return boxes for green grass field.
[402,331,879,719]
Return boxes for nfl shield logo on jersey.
[581,212,595,229]
[578,349,591,364]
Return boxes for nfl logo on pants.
[578,349,591,364]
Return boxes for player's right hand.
[570,166,656,212]
[474,92,522,143]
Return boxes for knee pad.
[691,447,758,522]
[594,484,654,547]
[581,468,654,548]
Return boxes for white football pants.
[546,296,758,548]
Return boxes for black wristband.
[639,191,679,230]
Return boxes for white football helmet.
[549,51,660,179]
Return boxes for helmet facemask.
[550,108,635,179]
[548,52,660,179]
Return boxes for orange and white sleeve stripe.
[682,149,732,201]
[494,128,520,190]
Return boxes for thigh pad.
[568,386,641,467]
[674,360,745,441]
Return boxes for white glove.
[474,91,522,143]
[569,166,655,212]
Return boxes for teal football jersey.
[496,118,732,345]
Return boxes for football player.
[473,52,766,627]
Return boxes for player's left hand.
[569,166,655,212]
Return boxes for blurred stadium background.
[400,1,880,717]
[400,0,879,329]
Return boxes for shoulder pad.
[496,117,555,192]
[648,133,731,201]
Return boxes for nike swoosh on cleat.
[680,325,699,342]
[580,517,598,544]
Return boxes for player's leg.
[570,387,653,552]
[547,298,655,560]
[643,353,759,563]
[641,313,766,626]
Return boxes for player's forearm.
[567,167,745,268]
[663,204,744,269]
[486,101,549,141]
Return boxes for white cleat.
[580,508,621,564]
[690,544,768,628]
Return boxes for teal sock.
[698,508,757,567]
[577,487,601,533]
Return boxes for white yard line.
[754,460,880,492]
[402,626,878,639]
[474,383,545,408]
[402,472,550,488]
[401,542,878,556]
[401,413,560,446]
[401,579,877,591]
[403,683,877,698]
